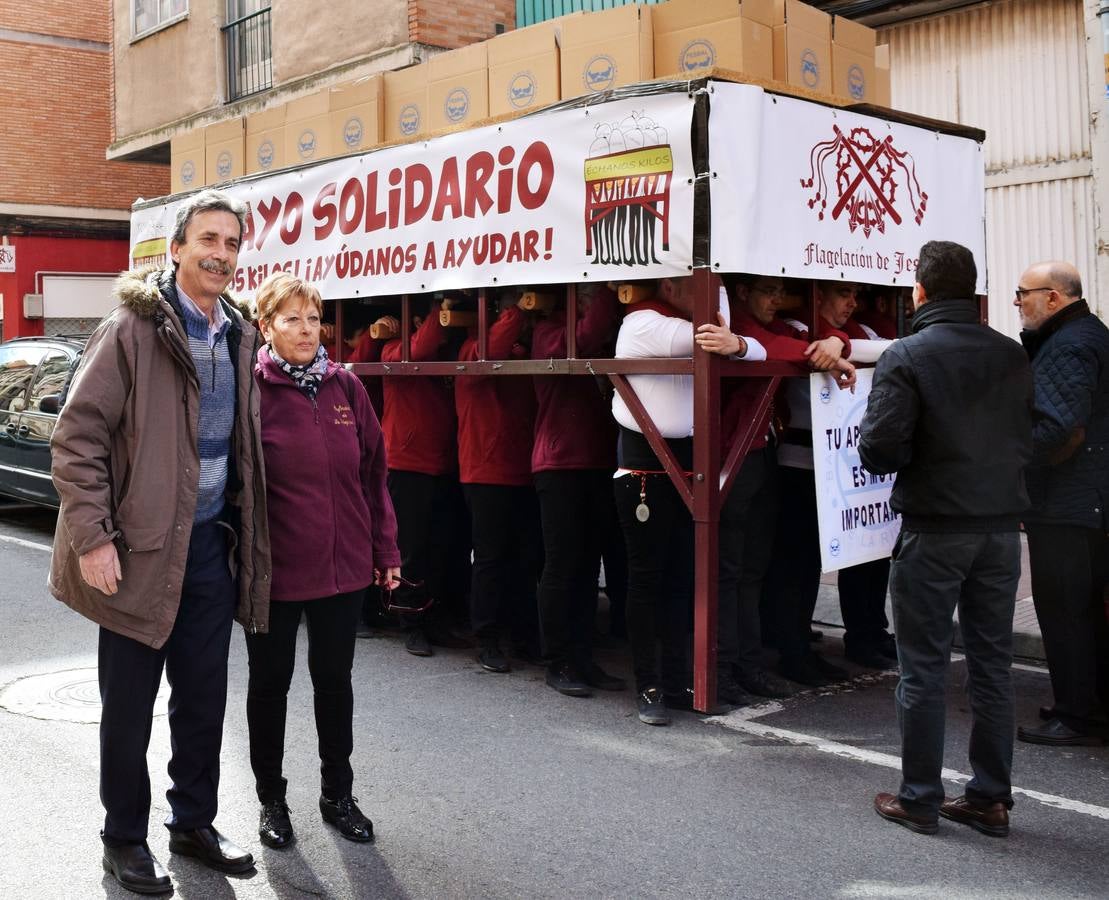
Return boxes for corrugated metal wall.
[517,0,660,28]
[882,0,1093,336]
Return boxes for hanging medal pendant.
[635,502,650,523]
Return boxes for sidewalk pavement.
[815,533,1045,662]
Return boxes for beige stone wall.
[112,0,225,139]
[112,0,411,145]
[272,0,408,83]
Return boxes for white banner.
[810,369,902,573]
[131,93,696,300]
[709,82,987,292]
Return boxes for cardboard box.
[832,15,876,102]
[428,42,489,131]
[560,5,653,100]
[204,118,245,185]
[285,91,333,165]
[385,65,429,142]
[771,0,832,94]
[874,43,891,107]
[487,21,561,117]
[653,0,774,80]
[329,74,384,154]
[170,129,205,194]
[246,105,286,174]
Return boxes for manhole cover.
[0,667,169,723]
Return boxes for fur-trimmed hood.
[113,264,255,323]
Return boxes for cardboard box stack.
[560,5,653,101]
[204,118,245,185]
[428,43,489,131]
[284,91,333,165]
[832,15,877,103]
[653,0,775,80]
[487,20,561,117]
[330,74,384,155]
[874,43,891,107]
[771,0,832,94]
[385,65,430,142]
[170,129,205,194]
[246,105,286,174]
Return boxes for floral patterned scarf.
[267,343,329,400]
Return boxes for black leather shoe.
[168,826,255,874]
[320,795,374,842]
[1017,718,1106,747]
[258,800,294,850]
[637,686,670,726]
[780,656,832,687]
[717,674,754,707]
[809,652,849,682]
[735,668,796,699]
[545,662,592,697]
[477,645,511,673]
[1038,705,1057,721]
[102,841,171,895]
[845,646,899,670]
[583,662,627,692]
[405,627,433,657]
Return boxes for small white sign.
[0,245,15,273]
[811,368,902,572]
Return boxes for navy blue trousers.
[99,519,236,844]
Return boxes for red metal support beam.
[566,283,578,359]
[720,376,779,502]
[401,295,412,363]
[691,267,721,713]
[334,297,345,363]
[608,373,694,512]
[477,288,488,360]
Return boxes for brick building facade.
[0,0,168,339]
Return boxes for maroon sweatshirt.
[381,315,457,476]
[455,305,535,485]
[721,307,852,456]
[530,288,620,473]
[255,347,400,602]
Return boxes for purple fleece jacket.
[255,347,400,602]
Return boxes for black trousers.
[763,465,822,663]
[535,469,612,667]
[718,448,772,676]
[614,472,693,693]
[387,469,454,617]
[839,557,892,652]
[99,519,235,844]
[245,589,363,803]
[1026,523,1109,733]
[463,483,542,649]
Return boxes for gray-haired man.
[50,190,271,892]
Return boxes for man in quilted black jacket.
[1014,261,1109,747]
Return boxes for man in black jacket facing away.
[1012,261,1109,746]
[859,240,1033,837]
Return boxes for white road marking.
[0,533,52,552]
[709,709,1109,821]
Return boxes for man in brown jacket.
[50,189,271,894]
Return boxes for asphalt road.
[0,504,1106,899]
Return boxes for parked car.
[0,335,87,508]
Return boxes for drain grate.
[0,667,169,723]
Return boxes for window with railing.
[223,1,272,102]
[133,0,188,38]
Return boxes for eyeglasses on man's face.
[1014,286,1053,300]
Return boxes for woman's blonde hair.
[255,271,324,325]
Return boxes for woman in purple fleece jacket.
[245,272,401,850]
